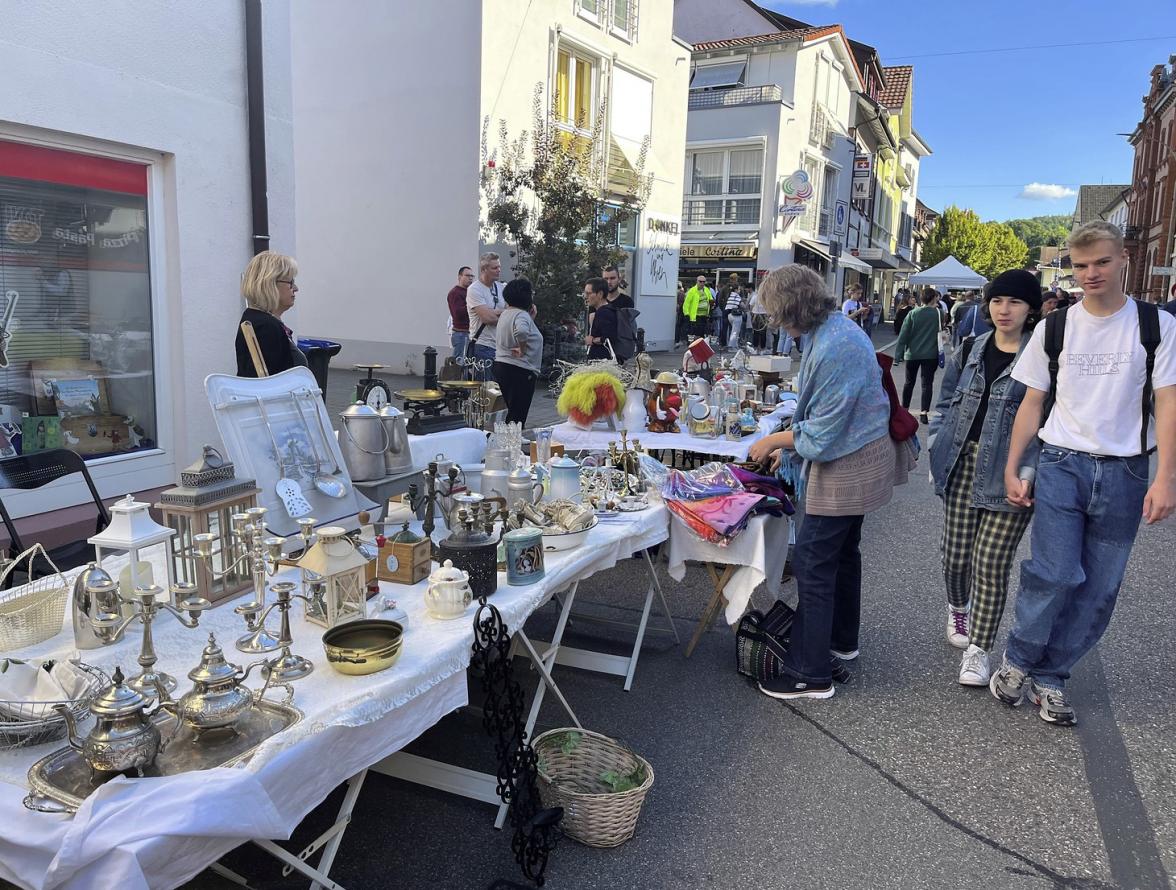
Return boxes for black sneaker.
[830,658,852,684]
[919,412,929,425]
[758,676,834,700]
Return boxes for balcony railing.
[688,84,782,111]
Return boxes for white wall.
[0,0,295,514]
[290,0,482,373]
[673,0,776,43]
[480,0,689,348]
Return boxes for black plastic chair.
[0,449,111,585]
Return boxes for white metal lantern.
[88,494,177,606]
[297,526,368,628]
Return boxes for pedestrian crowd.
[746,221,1175,729]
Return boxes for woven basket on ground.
[533,727,654,848]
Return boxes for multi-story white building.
[291,0,690,356]
[0,1,295,519]
[675,25,864,295]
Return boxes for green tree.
[479,84,651,327]
[1005,214,1070,265]
[923,205,1030,279]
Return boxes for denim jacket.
[928,331,1038,511]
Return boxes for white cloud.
[1019,182,1078,200]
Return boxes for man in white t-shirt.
[991,221,1176,726]
[466,251,504,381]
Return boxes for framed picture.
[21,416,62,453]
[51,377,102,419]
[28,359,110,417]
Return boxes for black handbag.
[735,600,794,681]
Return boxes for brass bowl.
[439,380,482,392]
[321,619,404,676]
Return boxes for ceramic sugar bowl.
[424,559,474,620]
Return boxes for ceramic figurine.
[646,371,682,433]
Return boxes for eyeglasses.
[276,279,296,287]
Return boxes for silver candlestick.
[92,583,210,698]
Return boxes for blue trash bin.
[297,338,342,394]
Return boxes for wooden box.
[377,537,432,585]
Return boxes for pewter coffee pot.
[506,463,543,508]
[378,404,414,476]
[71,563,122,650]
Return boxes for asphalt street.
[19,333,1171,890]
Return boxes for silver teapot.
[506,463,543,508]
[157,633,261,736]
[56,666,167,778]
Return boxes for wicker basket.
[0,545,69,650]
[533,728,654,848]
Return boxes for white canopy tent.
[909,255,987,290]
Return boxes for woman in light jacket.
[929,269,1042,687]
[748,264,910,701]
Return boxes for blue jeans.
[782,513,864,683]
[1004,445,1149,689]
[450,330,469,361]
[472,343,496,381]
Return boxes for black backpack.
[1042,300,1163,455]
[614,307,640,361]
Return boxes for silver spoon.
[292,391,348,498]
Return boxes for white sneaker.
[946,604,970,649]
[958,644,989,686]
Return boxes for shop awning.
[796,239,832,262]
[838,253,872,273]
[853,248,898,269]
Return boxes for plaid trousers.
[941,441,1032,652]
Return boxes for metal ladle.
[291,391,348,498]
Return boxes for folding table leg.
[253,839,346,890]
[643,548,680,645]
[303,769,368,890]
[685,563,735,658]
[515,630,581,730]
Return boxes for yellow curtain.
[556,52,570,122]
[575,58,593,127]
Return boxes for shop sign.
[777,169,814,218]
[1151,265,1175,276]
[853,155,872,177]
[641,212,681,296]
[855,248,884,260]
[679,243,758,260]
[851,178,871,200]
[834,201,848,237]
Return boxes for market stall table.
[546,421,765,462]
[376,501,672,829]
[0,503,670,890]
[666,512,791,657]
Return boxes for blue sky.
[765,0,1175,222]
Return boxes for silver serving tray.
[24,699,301,814]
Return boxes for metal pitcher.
[378,404,414,476]
[338,401,388,482]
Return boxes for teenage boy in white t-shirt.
[991,221,1176,726]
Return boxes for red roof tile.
[878,65,912,108]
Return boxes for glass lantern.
[155,448,259,607]
[88,495,177,607]
[297,526,369,628]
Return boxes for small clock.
[360,381,390,410]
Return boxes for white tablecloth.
[547,422,764,461]
[0,504,668,890]
[407,427,486,470]
[666,512,791,625]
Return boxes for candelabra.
[191,506,296,654]
[92,583,210,697]
[254,581,314,683]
